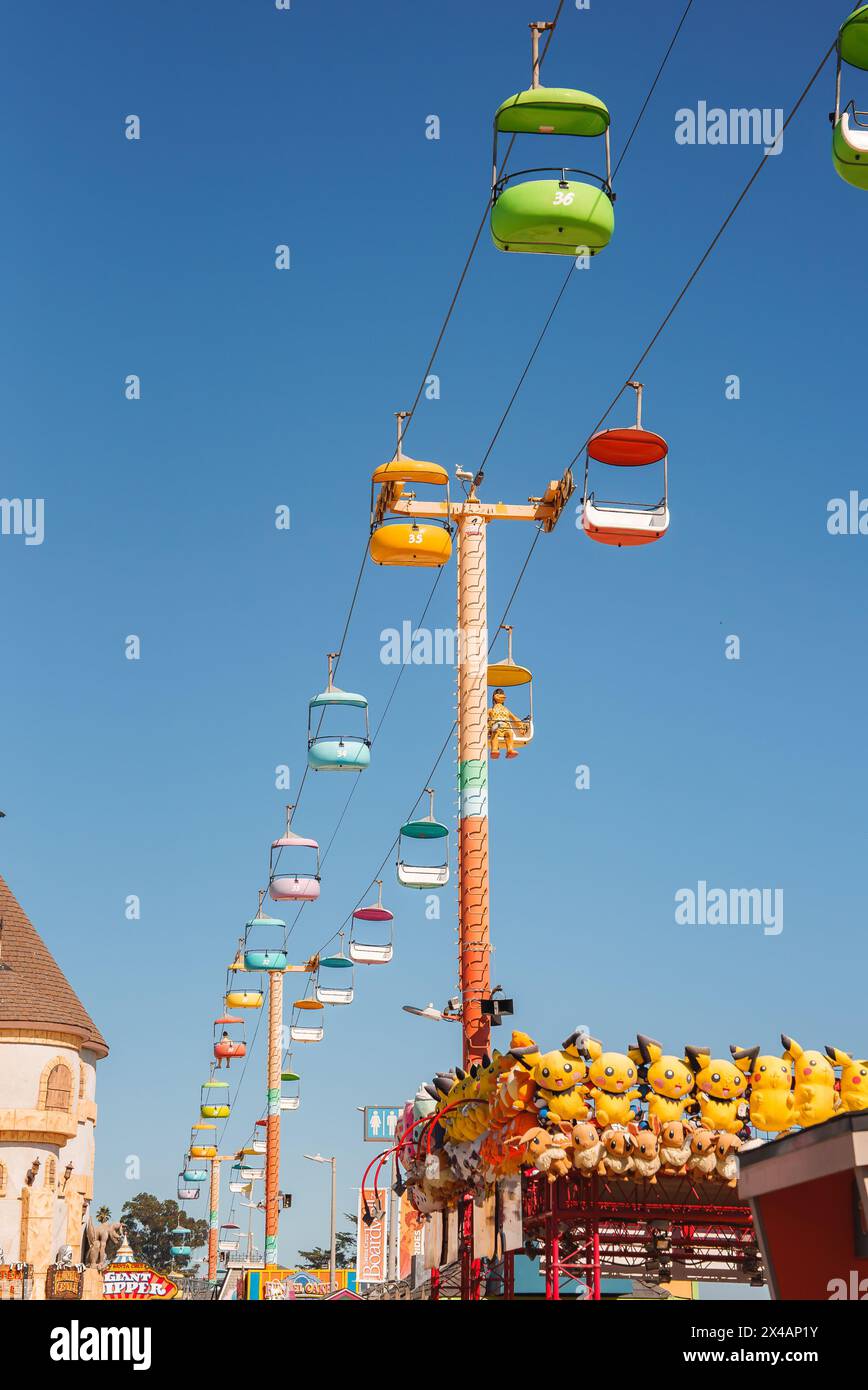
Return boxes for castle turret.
[0,873,108,1297]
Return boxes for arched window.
[43,1063,72,1112]
[0,1163,7,1197]
[79,1066,86,1100]
[44,1158,57,1189]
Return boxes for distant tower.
[0,874,108,1299]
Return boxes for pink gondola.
[349,880,395,965]
[269,804,321,903]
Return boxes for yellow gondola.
[200,1079,231,1120]
[224,947,264,1010]
[369,413,452,567]
[487,624,534,753]
[189,1122,218,1160]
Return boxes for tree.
[95,1205,112,1224]
[119,1193,208,1273]
[297,1226,356,1270]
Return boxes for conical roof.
[0,873,108,1056]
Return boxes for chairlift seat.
[349,939,394,965]
[491,177,614,256]
[397,861,450,888]
[290,1024,324,1042]
[225,990,263,1009]
[370,521,452,567]
[316,984,355,1005]
[581,497,670,545]
[833,111,868,186]
[243,948,288,972]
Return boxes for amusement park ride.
[171,8,868,1300]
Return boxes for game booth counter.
[739,1111,868,1300]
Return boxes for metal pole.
[387,1150,400,1283]
[456,507,491,1066]
[207,1159,220,1285]
[264,969,284,1266]
[329,1156,337,1293]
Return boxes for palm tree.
[96,1205,111,1224]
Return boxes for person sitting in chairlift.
[217,1031,233,1068]
[488,687,523,759]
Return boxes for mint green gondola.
[307,652,371,772]
[244,912,287,972]
[490,30,614,258]
[170,1226,192,1258]
[832,7,868,187]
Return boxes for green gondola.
[832,6,868,188]
[491,27,613,256]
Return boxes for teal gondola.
[308,652,371,772]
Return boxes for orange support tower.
[207,1153,235,1286]
[371,417,573,1065]
[264,968,284,1263]
[455,509,492,1063]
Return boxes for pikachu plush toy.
[730,1045,794,1135]
[685,1047,748,1134]
[781,1035,839,1128]
[531,1033,591,1126]
[826,1046,868,1114]
[630,1034,695,1125]
[584,1037,643,1128]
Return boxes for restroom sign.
[363,1105,402,1143]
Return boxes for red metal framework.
[436,1171,759,1300]
[522,1172,757,1299]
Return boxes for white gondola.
[349,880,395,965]
[397,789,450,889]
[280,1067,301,1111]
[218,1223,241,1256]
[581,382,670,547]
[290,999,324,1043]
[315,937,355,1005]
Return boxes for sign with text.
[398,1190,425,1282]
[246,1266,357,1300]
[356,1187,387,1284]
[102,1261,179,1300]
[0,1264,31,1301]
[46,1265,85,1300]
[363,1105,402,1143]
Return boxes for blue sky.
[2,0,866,1274]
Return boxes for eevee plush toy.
[631,1127,661,1184]
[688,1127,718,1179]
[658,1120,693,1176]
[600,1127,634,1177]
[714,1132,742,1187]
[568,1121,604,1177]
